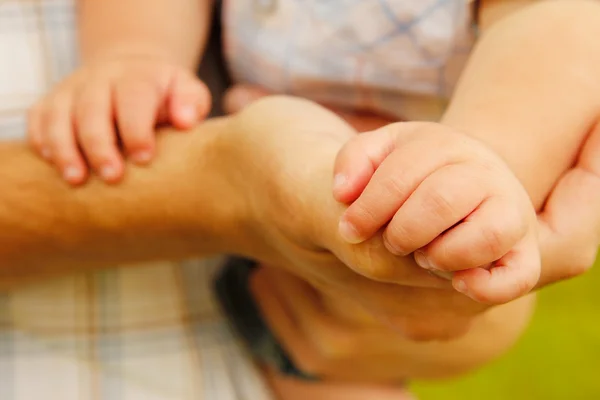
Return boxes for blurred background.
[413,259,600,399]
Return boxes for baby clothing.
[223,0,477,121]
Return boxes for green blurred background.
[413,258,600,400]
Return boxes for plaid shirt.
[0,1,273,398]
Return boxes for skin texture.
[7,0,600,398]
[333,0,600,293]
[219,0,600,391]
[333,122,541,305]
[28,0,213,184]
[0,96,533,379]
[2,92,600,398]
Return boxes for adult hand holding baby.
[224,84,600,338]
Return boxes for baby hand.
[28,54,211,184]
[332,122,540,305]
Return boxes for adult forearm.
[78,0,212,68]
[0,119,248,288]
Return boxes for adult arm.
[0,96,433,290]
[0,119,247,285]
[0,95,546,383]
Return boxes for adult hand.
[251,266,532,382]
[2,92,469,341]
[219,94,534,382]
[0,92,531,384]
[223,95,490,340]
[536,120,600,286]
[220,85,599,374]
[218,89,600,384]
[225,83,600,294]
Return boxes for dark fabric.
[214,258,318,380]
[197,0,231,117]
[472,0,481,26]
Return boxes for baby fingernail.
[63,166,83,182]
[100,165,118,181]
[132,150,152,164]
[178,105,197,123]
[430,270,454,280]
[414,251,434,270]
[338,219,363,244]
[333,174,347,190]
[415,252,452,281]
[454,279,468,294]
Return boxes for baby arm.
[333,0,600,301]
[28,0,214,184]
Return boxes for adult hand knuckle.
[354,255,395,281]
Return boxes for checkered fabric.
[223,0,477,121]
[0,257,274,399]
[0,255,270,400]
[0,1,273,399]
[0,0,79,140]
